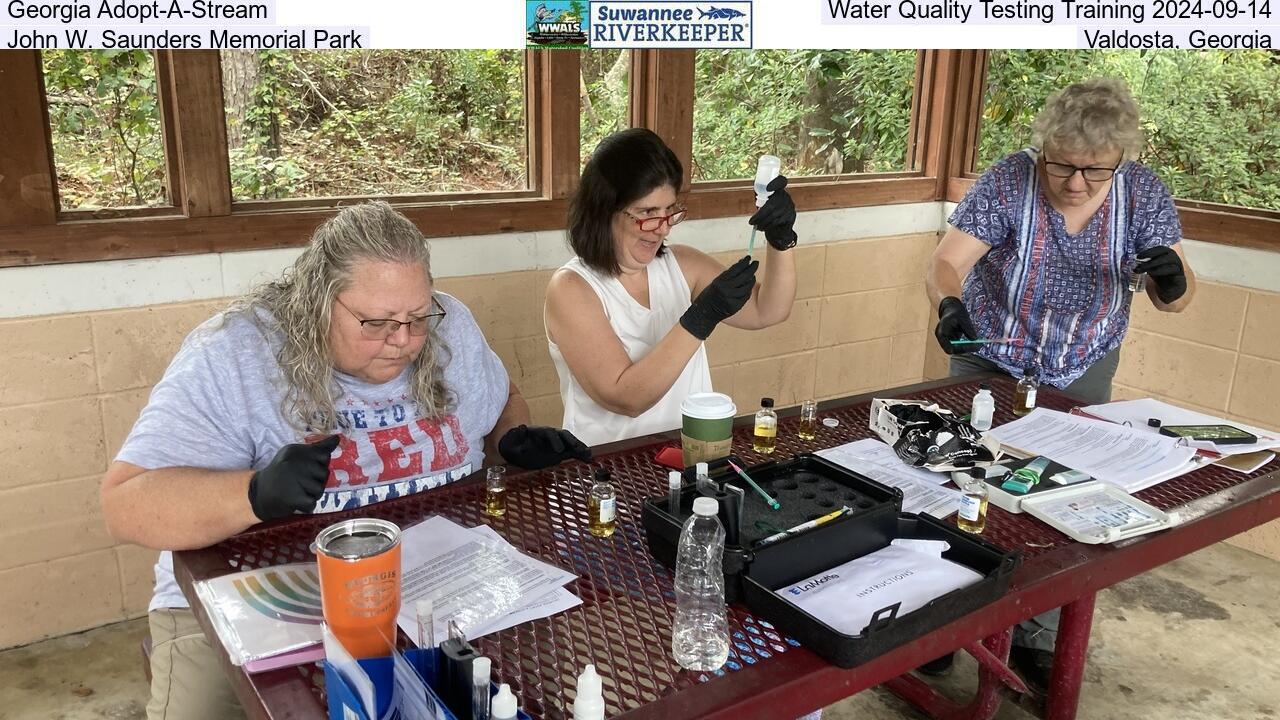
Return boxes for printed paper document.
[817,438,962,518]
[989,409,1199,493]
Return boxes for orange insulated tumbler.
[314,518,402,659]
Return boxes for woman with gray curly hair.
[101,201,588,720]
[923,78,1195,692]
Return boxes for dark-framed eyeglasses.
[335,295,447,340]
[623,206,687,232]
[1042,156,1120,182]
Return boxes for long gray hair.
[229,201,452,432]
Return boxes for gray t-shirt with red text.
[117,292,509,610]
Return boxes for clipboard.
[1020,482,1176,544]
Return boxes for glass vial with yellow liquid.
[957,468,989,534]
[587,468,617,538]
[753,397,777,453]
[797,400,818,441]
[1012,368,1039,417]
[484,466,507,517]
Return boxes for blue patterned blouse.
[948,149,1182,388]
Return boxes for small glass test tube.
[484,466,507,517]
[472,655,492,720]
[667,470,683,515]
[416,598,435,648]
[798,400,818,441]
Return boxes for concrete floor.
[2,542,1277,720]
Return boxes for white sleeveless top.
[547,251,713,447]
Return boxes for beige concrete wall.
[0,231,936,649]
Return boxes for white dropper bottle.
[490,683,518,720]
[748,155,782,254]
[571,664,605,720]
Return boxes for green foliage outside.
[692,50,917,181]
[225,51,527,200]
[38,50,1280,212]
[43,50,168,210]
[981,50,1280,211]
[580,50,630,164]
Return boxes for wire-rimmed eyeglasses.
[335,295,447,340]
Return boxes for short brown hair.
[568,129,683,276]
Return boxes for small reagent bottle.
[490,683,518,720]
[587,468,617,538]
[970,384,995,431]
[957,467,989,534]
[1013,368,1039,417]
[753,397,777,454]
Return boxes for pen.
[757,506,851,546]
[949,337,1024,346]
[726,460,781,510]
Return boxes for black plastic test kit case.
[641,453,1020,668]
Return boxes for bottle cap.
[473,656,491,684]
[822,417,839,428]
[491,683,518,719]
[593,467,610,482]
[693,497,719,516]
[1023,367,1035,377]
[695,462,709,476]
[1147,418,1162,428]
[668,470,683,489]
[971,467,986,479]
[761,397,774,408]
[979,383,990,391]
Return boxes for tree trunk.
[221,51,260,152]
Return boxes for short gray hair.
[1031,77,1144,160]
[229,201,452,432]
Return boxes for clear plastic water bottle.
[671,496,729,671]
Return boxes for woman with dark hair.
[544,128,799,446]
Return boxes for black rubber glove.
[934,296,979,355]
[1136,246,1187,304]
[247,435,340,521]
[679,255,759,340]
[748,176,798,251]
[498,425,592,470]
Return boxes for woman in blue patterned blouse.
[928,77,1195,406]
[923,77,1196,694]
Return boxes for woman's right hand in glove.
[679,255,759,340]
[247,435,340,521]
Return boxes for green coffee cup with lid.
[681,392,736,466]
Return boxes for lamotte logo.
[588,1,752,48]
[787,572,839,595]
[526,1,590,48]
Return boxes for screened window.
[221,50,528,201]
[979,50,1280,211]
[42,50,169,211]
[692,50,917,182]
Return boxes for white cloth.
[548,251,712,447]
[116,294,510,611]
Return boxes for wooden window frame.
[945,51,1280,252]
[1,48,1276,267]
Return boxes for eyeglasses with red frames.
[622,206,687,232]
[335,295,447,340]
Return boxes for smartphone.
[1157,424,1258,445]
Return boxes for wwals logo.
[526,1,590,47]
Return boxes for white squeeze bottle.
[572,664,605,720]
[753,155,781,208]
[748,155,782,254]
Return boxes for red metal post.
[1046,592,1097,720]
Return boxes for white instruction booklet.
[775,544,983,636]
